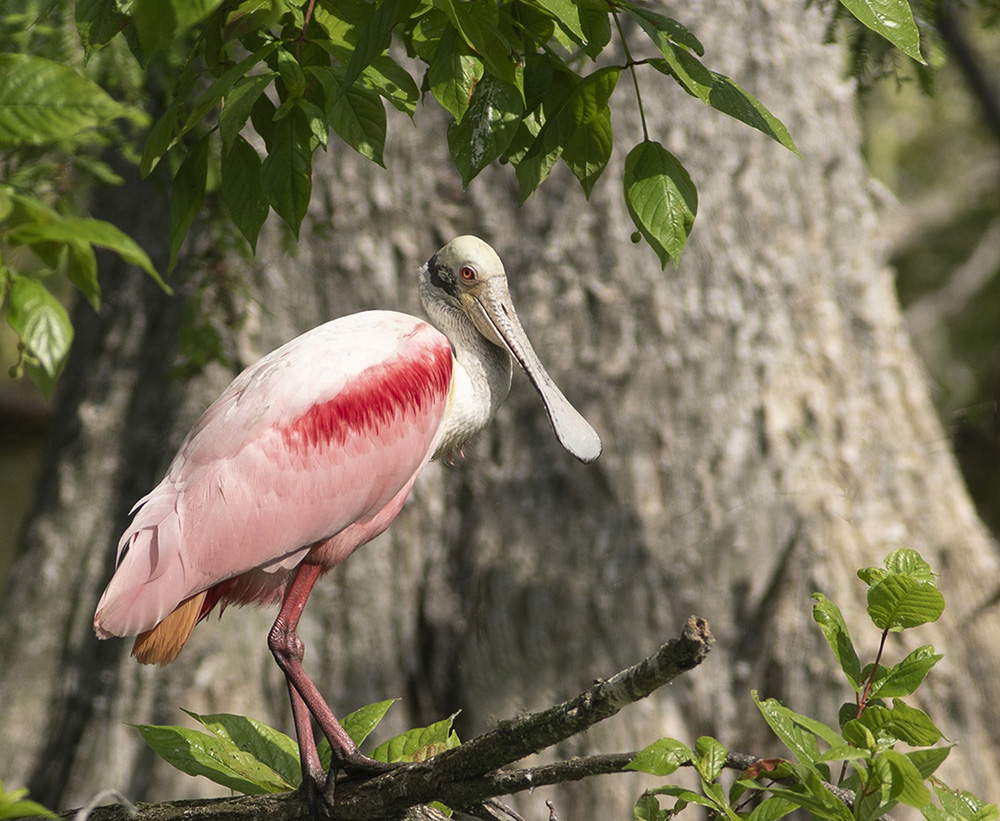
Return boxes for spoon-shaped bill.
[471,287,603,464]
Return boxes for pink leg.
[268,563,392,786]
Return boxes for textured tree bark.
[2,0,999,816]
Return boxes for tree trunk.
[3,0,999,816]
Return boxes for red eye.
[460,266,476,281]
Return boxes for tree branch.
[60,618,713,821]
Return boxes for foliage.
[0,779,58,821]
[627,549,998,821]
[133,549,995,821]
[134,699,459,795]
[1,0,931,397]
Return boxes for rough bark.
[2,0,999,817]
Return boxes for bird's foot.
[338,749,400,779]
[299,770,335,820]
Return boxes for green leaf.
[428,25,484,122]
[222,135,269,252]
[309,66,387,166]
[873,750,932,808]
[362,57,420,117]
[704,72,799,155]
[447,74,523,186]
[6,275,73,384]
[562,104,613,198]
[624,7,710,101]
[182,710,302,789]
[515,66,619,200]
[626,738,694,776]
[866,574,945,631]
[131,0,226,58]
[869,645,942,699]
[812,593,863,690]
[842,719,877,750]
[836,0,924,63]
[570,2,608,59]
[621,4,704,55]
[276,47,306,99]
[0,54,132,147]
[342,699,398,747]
[748,797,798,821]
[744,766,854,821]
[260,103,313,236]
[434,0,519,88]
[140,104,182,177]
[344,0,422,89]
[133,723,293,794]
[168,134,209,272]
[371,714,460,763]
[0,780,59,821]
[695,736,727,782]
[860,701,942,746]
[633,794,668,821]
[932,780,998,821]
[904,745,951,778]
[883,548,935,580]
[11,214,164,290]
[65,240,100,310]
[623,140,697,267]
[219,74,275,149]
[534,0,585,40]
[752,692,831,765]
[645,785,725,813]
[76,0,126,60]
[185,44,278,143]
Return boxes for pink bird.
[94,235,602,794]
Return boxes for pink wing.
[94,311,453,638]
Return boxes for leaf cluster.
[0,0,932,396]
[133,701,459,803]
[627,549,998,821]
[0,4,160,397]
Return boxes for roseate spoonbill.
[94,235,601,791]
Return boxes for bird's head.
[419,235,513,347]
[419,235,603,464]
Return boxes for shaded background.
[1,0,1000,817]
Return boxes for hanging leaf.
[837,0,925,63]
[6,275,73,398]
[623,140,697,267]
[222,136,269,251]
[428,26,484,123]
[260,103,313,236]
[447,75,523,186]
[309,66,387,166]
[344,0,422,89]
[168,134,209,271]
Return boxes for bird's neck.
[426,301,513,460]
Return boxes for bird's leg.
[269,563,395,786]
[287,679,325,804]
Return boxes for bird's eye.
[460,266,476,281]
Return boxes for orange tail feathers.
[132,591,207,665]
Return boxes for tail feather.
[131,591,207,665]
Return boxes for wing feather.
[95,311,453,638]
